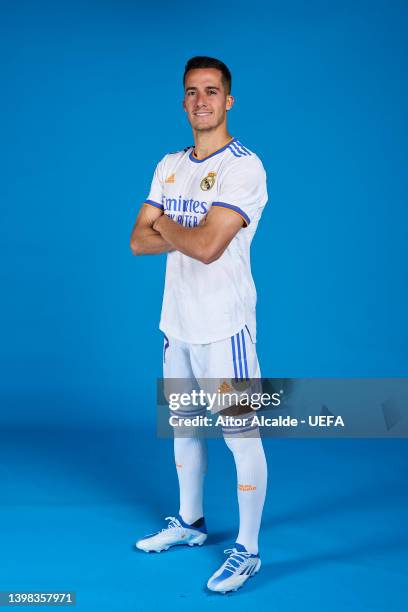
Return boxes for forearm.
[153,215,211,262]
[130,227,174,255]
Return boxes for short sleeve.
[145,155,167,211]
[212,156,268,226]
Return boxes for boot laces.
[162,516,183,531]
[223,548,253,572]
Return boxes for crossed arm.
[129,204,173,255]
[130,204,245,264]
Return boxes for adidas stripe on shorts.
[163,325,261,415]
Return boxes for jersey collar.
[189,137,236,163]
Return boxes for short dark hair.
[183,56,232,94]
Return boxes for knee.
[223,429,261,455]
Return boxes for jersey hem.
[159,321,253,345]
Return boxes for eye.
[208,89,217,95]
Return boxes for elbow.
[130,237,143,256]
[201,254,219,265]
[197,245,222,265]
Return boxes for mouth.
[193,111,212,117]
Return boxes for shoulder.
[156,145,193,169]
[170,144,194,155]
[166,145,193,161]
[154,146,193,176]
[156,145,193,164]
[222,139,266,178]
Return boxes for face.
[183,68,234,132]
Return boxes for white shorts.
[162,325,261,415]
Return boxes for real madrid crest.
[200,172,216,191]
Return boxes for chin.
[192,118,223,132]
[192,118,214,128]
[196,126,220,134]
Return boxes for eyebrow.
[185,86,221,92]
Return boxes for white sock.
[224,432,267,554]
[174,436,207,525]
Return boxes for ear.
[226,95,234,111]
[182,99,187,112]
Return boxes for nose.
[195,91,208,107]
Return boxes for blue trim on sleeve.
[211,202,251,226]
[145,199,164,211]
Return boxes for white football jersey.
[145,138,268,344]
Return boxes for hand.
[153,214,165,233]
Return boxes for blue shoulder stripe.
[230,140,246,157]
[228,144,242,158]
[235,140,252,156]
[230,140,251,157]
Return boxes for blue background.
[1,0,407,609]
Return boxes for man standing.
[130,56,268,594]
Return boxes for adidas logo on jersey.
[165,174,176,183]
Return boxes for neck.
[192,127,233,160]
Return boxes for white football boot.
[207,543,261,593]
[135,515,207,553]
